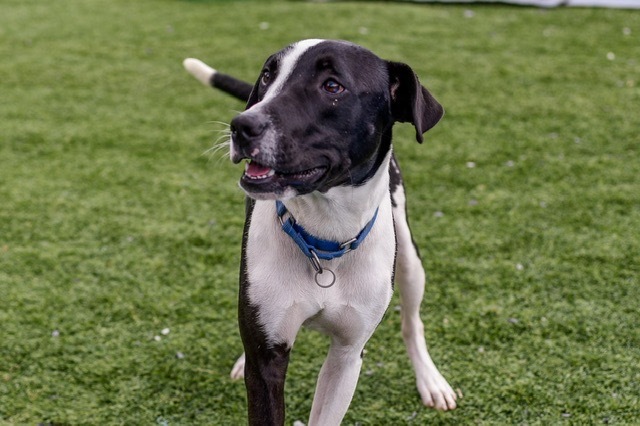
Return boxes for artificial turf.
[1,0,639,424]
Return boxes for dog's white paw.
[229,353,245,380]
[183,58,216,87]
[416,370,458,411]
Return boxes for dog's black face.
[229,39,443,200]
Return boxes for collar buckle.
[339,237,358,253]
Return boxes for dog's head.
[230,39,443,200]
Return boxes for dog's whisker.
[204,140,230,155]
[205,149,231,165]
[204,140,230,157]
[208,120,232,128]
[211,129,231,140]
[202,129,232,164]
[206,131,230,145]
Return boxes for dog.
[183,39,457,425]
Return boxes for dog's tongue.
[245,161,273,178]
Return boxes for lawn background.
[1,0,639,424]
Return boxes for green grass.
[1,0,639,424]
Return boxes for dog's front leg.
[308,340,365,426]
[238,284,291,425]
[241,340,290,425]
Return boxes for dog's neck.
[279,150,392,242]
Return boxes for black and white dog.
[184,39,457,425]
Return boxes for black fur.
[211,72,253,102]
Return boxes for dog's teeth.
[245,161,275,180]
[256,169,275,179]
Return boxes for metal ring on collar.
[314,268,336,288]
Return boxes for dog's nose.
[230,113,268,144]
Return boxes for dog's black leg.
[238,199,290,425]
[241,341,290,425]
[239,303,290,425]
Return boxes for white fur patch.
[260,39,324,104]
[245,151,395,347]
[182,58,216,86]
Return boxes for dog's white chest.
[245,199,395,347]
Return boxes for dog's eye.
[261,71,271,85]
[322,79,344,94]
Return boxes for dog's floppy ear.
[387,61,444,143]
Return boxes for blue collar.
[275,200,379,264]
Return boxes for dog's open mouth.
[244,161,276,180]
[241,160,327,191]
